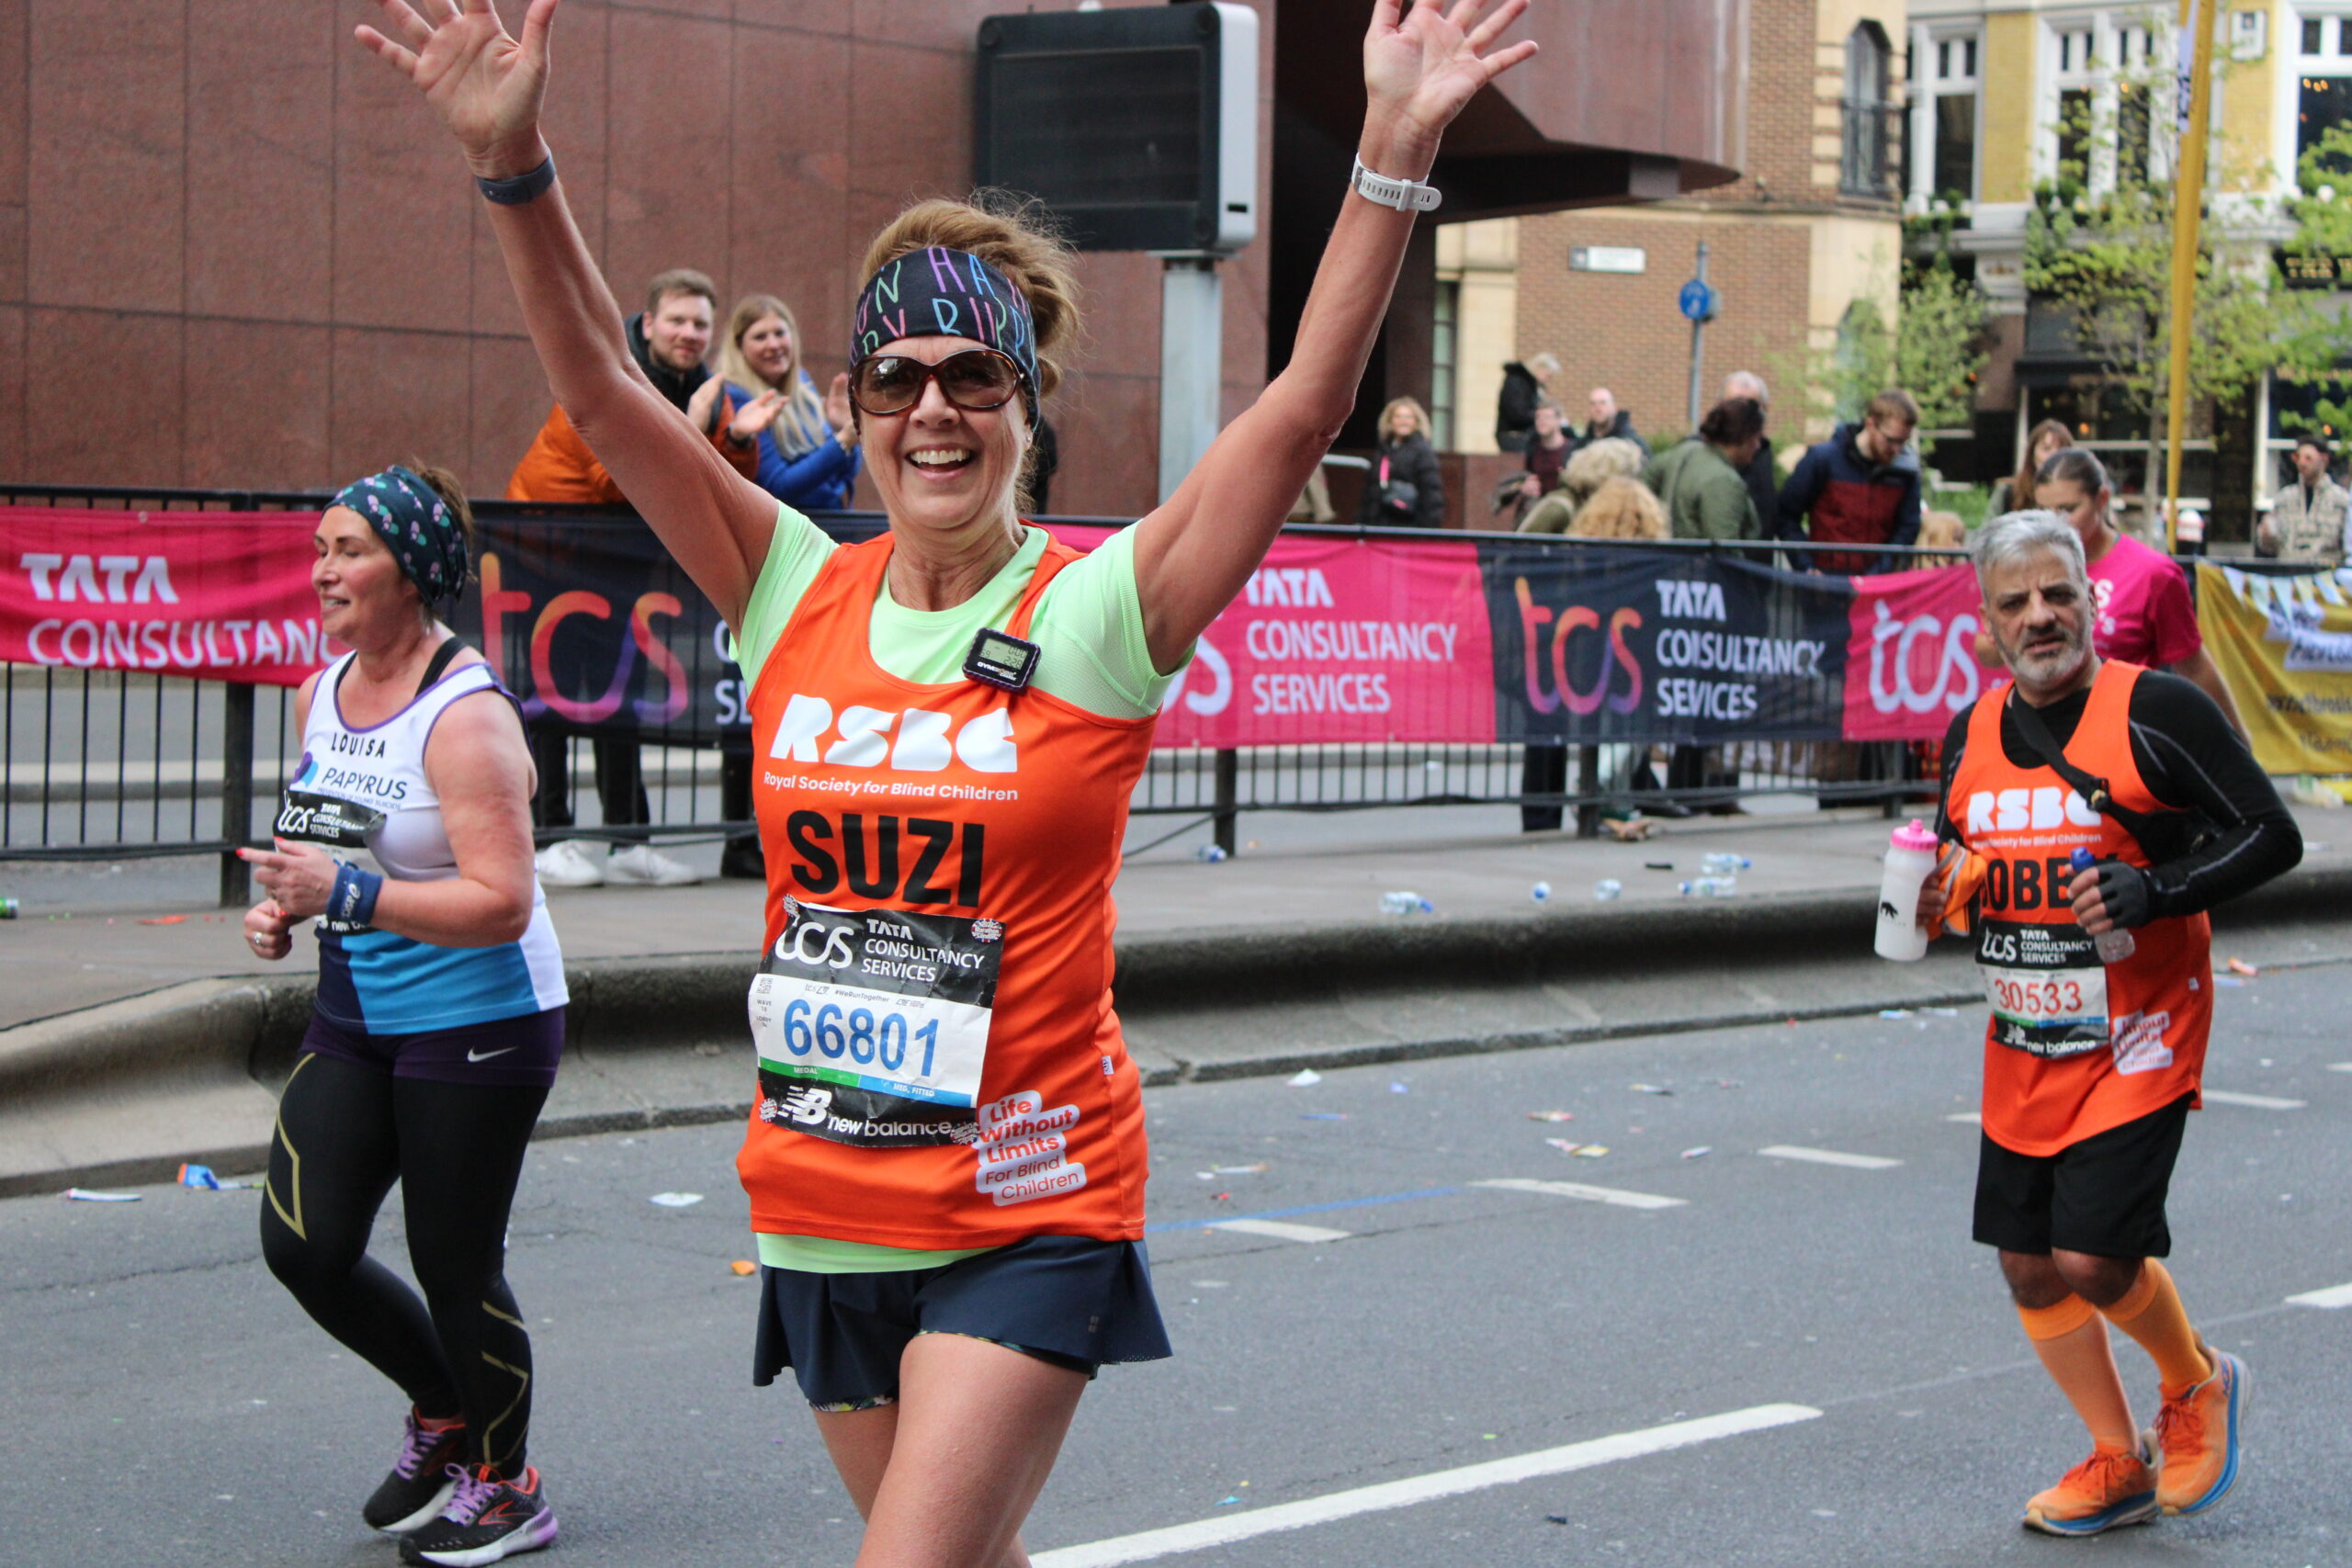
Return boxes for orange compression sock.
[2018,1295,2139,1451]
[2099,1258,2213,1396]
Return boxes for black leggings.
[259,1052,548,1472]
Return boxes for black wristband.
[477,153,556,207]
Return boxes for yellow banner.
[2197,562,2352,773]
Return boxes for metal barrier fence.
[8,482,2247,902]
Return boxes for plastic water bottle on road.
[1873,819,1939,961]
[2069,846,2136,962]
[1592,879,1623,901]
[1378,891,1434,916]
[1698,852,1750,875]
[1679,876,1736,897]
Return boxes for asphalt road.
[5,963,2349,1567]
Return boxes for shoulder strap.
[415,637,466,697]
[2003,686,2168,842]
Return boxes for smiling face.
[313,507,421,649]
[645,289,715,373]
[861,335,1029,542]
[741,312,794,388]
[1982,548,2095,698]
[1388,403,1420,440]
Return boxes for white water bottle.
[1874,819,1940,961]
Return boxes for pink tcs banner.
[0,508,331,686]
[1842,561,2006,741]
[1050,526,1496,747]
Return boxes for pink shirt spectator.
[2087,533,2199,668]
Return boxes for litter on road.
[64,1189,140,1201]
[729,1260,756,1276]
[1547,1139,1609,1157]
[1680,1146,1713,1159]
[1286,1069,1323,1087]
[2227,957,2260,976]
[1527,1110,1576,1122]
[648,1192,705,1208]
[1629,1083,1673,1096]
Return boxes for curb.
[6,862,2349,1198]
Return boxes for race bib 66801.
[748,900,1002,1148]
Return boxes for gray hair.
[1527,352,1560,377]
[1973,509,2087,587]
[1724,370,1769,407]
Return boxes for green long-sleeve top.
[1644,438,1760,542]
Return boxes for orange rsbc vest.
[1950,660,2210,1156]
[734,533,1159,1248]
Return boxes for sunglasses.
[850,348,1028,417]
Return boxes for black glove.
[2086,858,2152,931]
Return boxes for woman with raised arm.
[356,0,1532,1562]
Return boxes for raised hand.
[1364,0,1537,156]
[731,389,788,442]
[356,0,559,176]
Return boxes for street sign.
[1570,245,1647,275]
[1678,278,1718,322]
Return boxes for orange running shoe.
[2021,1438,2160,1536]
[2154,1346,2247,1516]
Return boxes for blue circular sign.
[1679,279,1718,322]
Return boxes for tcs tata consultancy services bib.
[750,897,1002,1145]
[1975,918,2107,1057]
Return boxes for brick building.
[1444,0,1905,474]
[0,0,1749,522]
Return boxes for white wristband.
[1351,156,1442,213]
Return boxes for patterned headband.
[330,466,469,609]
[851,247,1039,418]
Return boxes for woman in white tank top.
[238,464,566,1566]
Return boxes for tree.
[1796,255,1987,459]
[2020,71,2346,467]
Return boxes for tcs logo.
[769,694,1017,773]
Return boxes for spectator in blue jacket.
[1775,389,1921,573]
[715,293,863,512]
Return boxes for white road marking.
[1206,1218,1351,1244]
[1758,1145,1904,1170]
[1944,1111,1983,1123]
[2202,1090,2306,1111]
[1029,1404,1822,1568]
[2288,1282,2352,1310]
[1474,1177,1687,1211]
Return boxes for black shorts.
[1973,1093,2194,1259]
[300,1006,565,1089]
[752,1235,1171,1411]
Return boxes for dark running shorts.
[752,1235,1172,1411]
[299,1006,566,1089]
[1973,1093,2195,1259]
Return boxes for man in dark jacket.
[1777,389,1922,573]
[1724,371,1779,532]
[1582,387,1648,457]
[1494,352,1557,453]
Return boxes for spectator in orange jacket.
[506,267,768,503]
[508,267,761,889]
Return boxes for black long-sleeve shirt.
[1934,670,2302,921]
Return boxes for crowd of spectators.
[505,266,874,889]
